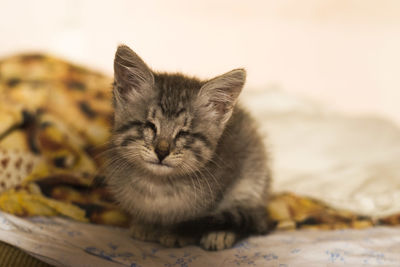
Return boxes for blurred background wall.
[1,0,399,125]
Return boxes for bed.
[1,54,400,266]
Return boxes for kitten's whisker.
[181,161,207,209]
[184,160,212,207]
[186,150,224,194]
[178,165,198,208]
[201,165,223,194]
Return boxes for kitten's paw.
[200,231,237,251]
[130,224,159,242]
[159,233,196,248]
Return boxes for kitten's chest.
[124,178,209,223]
[138,180,188,208]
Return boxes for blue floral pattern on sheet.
[83,243,201,267]
[164,251,199,267]
[230,240,279,266]
[84,243,135,262]
[1,212,400,266]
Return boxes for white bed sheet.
[1,211,400,267]
[241,90,400,217]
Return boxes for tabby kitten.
[105,45,271,250]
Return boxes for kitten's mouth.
[144,160,175,175]
[145,160,175,169]
[148,161,172,168]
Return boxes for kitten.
[105,45,271,250]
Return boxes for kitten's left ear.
[197,69,246,124]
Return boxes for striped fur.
[105,45,271,250]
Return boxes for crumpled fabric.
[0,53,399,233]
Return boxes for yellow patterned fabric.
[0,53,399,230]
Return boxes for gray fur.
[105,45,272,250]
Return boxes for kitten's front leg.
[130,221,197,247]
[158,231,197,248]
[181,205,272,251]
[130,221,160,243]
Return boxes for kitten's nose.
[155,139,170,162]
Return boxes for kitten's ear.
[197,69,246,124]
[113,45,154,100]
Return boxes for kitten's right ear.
[113,45,154,100]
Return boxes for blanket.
[0,53,399,234]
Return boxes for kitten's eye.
[175,130,189,140]
[144,121,157,133]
